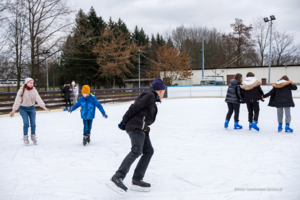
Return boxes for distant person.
[224,73,243,129]
[70,80,79,104]
[107,78,165,195]
[68,85,108,145]
[9,78,50,144]
[240,72,264,131]
[263,76,298,132]
[62,82,71,111]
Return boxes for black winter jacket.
[225,79,243,104]
[240,80,264,104]
[123,87,160,134]
[263,81,297,108]
[62,85,71,100]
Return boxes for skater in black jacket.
[240,72,264,131]
[224,73,243,129]
[263,75,298,132]
[107,78,166,195]
[62,82,71,111]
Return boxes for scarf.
[25,85,33,90]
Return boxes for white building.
[0,79,25,87]
[163,65,300,85]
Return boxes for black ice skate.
[83,135,88,145]
[106,175,127,195]
[131,179,151,192]
[87,134,91,143]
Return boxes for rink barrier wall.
[0,88,149,114]
[167,85,300,98]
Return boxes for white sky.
[71,0,300,43]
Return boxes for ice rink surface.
[1,98,300,200]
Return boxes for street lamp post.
[202,36,204,78]
[264,15,276,85]
[43,50,50,91]
[137,49,141,88]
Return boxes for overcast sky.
[72,0,300,43]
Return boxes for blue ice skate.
[224,120,229,128]
[252,121,259,131]
[278,124,283,132]
[249,122,253,130]
[63,107,69,111]
[234,122,243,129]
[285,124,293,133]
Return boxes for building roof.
[194,65,300,70]
[124,78,155,82]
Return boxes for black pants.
[65,99,71,107]
[115,130,154,181]
[226,103,240,122]
[247,102,260,123]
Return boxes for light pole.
[264,15,276,85]
[202,36,204,78]
[137,49,141,88]
[43,50,50,91]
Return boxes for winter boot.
[23,135,29,145]
[224,120,229,128]
[63,107,68,111]
[285,124,293,133]
[131,179,151,192]
[31,134,37,144]
[278,124,283,132]
[83,135,88,145]
[87,134,91,143]
[249,122,253,130]
[234,121,243,129]
[252,121,260,131]
[106,175,128,195]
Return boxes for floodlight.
[270,15,276,20]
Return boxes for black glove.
[118,121,126,131]
[68,108,73,114]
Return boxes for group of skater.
[8,77,166,194]
[224,72,298,132]
[7,73,298,195]
[61,81,79,111]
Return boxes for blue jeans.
[83,120,93,136]
[19,106,36,136]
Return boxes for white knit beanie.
[24,77,33,84]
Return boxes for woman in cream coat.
[9,78,50,144]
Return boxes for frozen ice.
[0,98,300,200]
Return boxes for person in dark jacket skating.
[107,78,165,195]
[263,75,298,132]
[62,82,71,111]
[240,72,264,131]
[224,73,243,129]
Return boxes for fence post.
[221,86,222,97]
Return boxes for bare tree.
[251,16,271,66]
[272,31,299,65]
[5,0,29,88]
[19,0,74,81]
